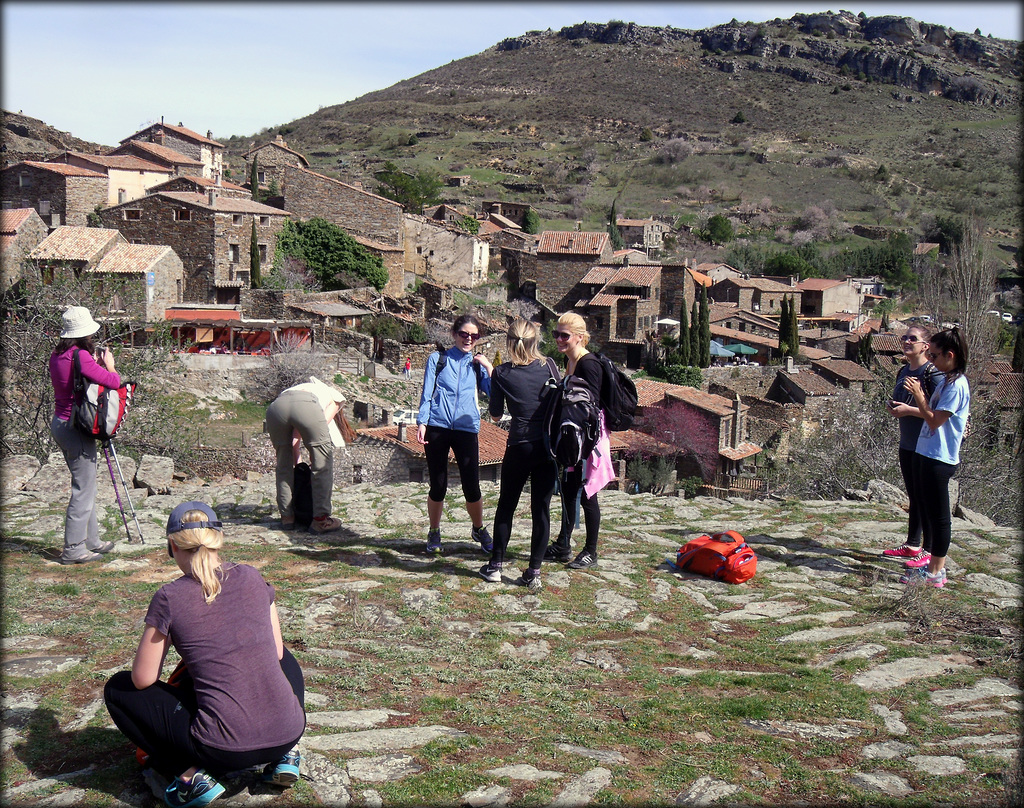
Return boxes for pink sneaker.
[904,551,932,568]
[882,544,922,559]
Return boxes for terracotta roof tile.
[870,334,903,353]
[588,293,618,307]
[0,208,33,234]
[150,192,290,215]
[796,278,843,291]
[537,231,609,256]
[29,226,121,261]
[608,265,660,286]
[122,123,222,147]
[687,267,713,287]
[719,441,762,460]
[811,358,877,382]
[16,161,106,178]
[357,420,507,464]
[91,243,174,274]
[113,141,203,166]
[780,370,838,397]
[992,373,1022,407]
[60,152,171,173]
[664,385,738,416]
[580,266,618,285]
[614,430,677,454]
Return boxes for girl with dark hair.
[479,319,559,590]
[416,313,493,555]
[890,327,970,588]
[883,325,941,566]
[49,306,121,564]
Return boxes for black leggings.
[898,448,925,548]
[424,426,481,504]
[104,648,305,780]
[558,465,601,555]
[490,441,557,570]
[913,453,957,560]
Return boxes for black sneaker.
[516,569,542,591]
[472,525,493,553]
[567,551,597,569]
[426,529,442,554]
[544,542,572,563]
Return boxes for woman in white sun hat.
[49,305,121,564]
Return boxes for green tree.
[765,251,817,280]
[249,155,259,201]
[788,294,800,358]
[373,161,442,214]
[249,219,261,289]
[779,296,791,355]
[677,295,691,367]
[607,200,624,250]
[275,217,388,291]
[521,208,541,235]
[857,333,873,367]
[705,214,734,246]
[698,284,711,368]
[689,300,700,366]
[457,215,480,234]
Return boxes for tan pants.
[265,390,334,519]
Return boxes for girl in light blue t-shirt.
[890,328,970,589]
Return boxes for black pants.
[913,453,957,560]
[490,441,557,570]
[898,447,925,548]
[558,465,601,555]
[424,426,482,504]
[104,648,305,780]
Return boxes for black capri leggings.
[104,648,305,780]
[912,453,958,560]
[424,425,481,504]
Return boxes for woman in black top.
[547,311,605,570]
[479,319,559,590]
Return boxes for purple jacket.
[50,347,121,421]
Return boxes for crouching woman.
[104,502,305,807]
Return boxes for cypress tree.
[690,300,700,366]
[1013,323,1024,373]
[789,293,800,357]
[699,284,711,368]
[249,155,259,201]
[608,200,624,250]
[249,219,261,288]
[678,295,691,367]
[779,296,790,354]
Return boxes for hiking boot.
[309,515,342,534]
[426,529,442,555]
[516,569,542,591]
[903,551,932,569]
[164,769,225,808]
[58,551,103,566]
[478,563,502,583]
[900,567,946,588]
[567,551,597,570]
[280,518,297,531]
[882,544,923,559]
[262,748,301,786]
[544,538,572,563]
[472,525,493,553]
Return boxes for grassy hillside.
[219,14,1020,263]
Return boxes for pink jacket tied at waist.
[584,410,615,498]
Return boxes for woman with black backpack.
[546,312,615,570]
[478,319,560,590]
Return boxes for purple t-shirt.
[145,563,305,751]
[50,347,121,421]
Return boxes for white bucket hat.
[60,306,101,339]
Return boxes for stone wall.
[531,255,599,311]
[145,249,185,320]
[245,143,305,194]
[402,216,488,289]
[1,166,108,228]
[706,365,779,396]
[283,165,404,248]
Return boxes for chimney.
[117,189,126,204]
[785,355,795,373]
[207,130,213,139]
[732,393,743,448]
[215,171,222,186]
[208,189,216,206]
[397,422,407,442]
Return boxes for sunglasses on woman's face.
[553,331,572,340]
[456,330,480,341]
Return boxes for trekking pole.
[103,441,145,544]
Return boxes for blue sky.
[3,2,1021,146]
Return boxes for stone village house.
[0,161,108,228]
[1,207,48,288]
[47,151,172,206]
[28,226,183,322]
[504,230,615,315]
[116,121,224,180]
[241,135,310,195]
[98,189,289,304]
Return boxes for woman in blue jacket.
[416,314,493,555]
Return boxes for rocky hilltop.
[498,12,1019,107]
